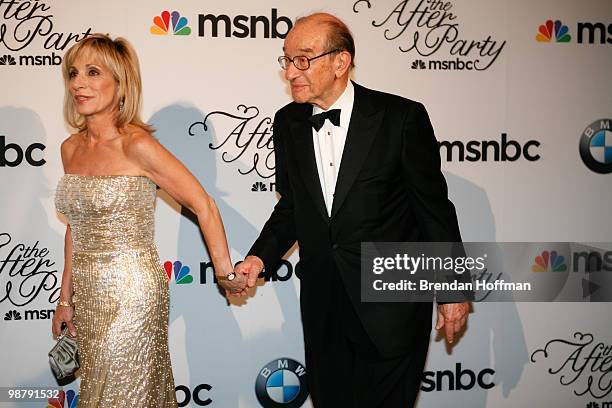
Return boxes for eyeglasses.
[278,49,340,71]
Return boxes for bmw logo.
[579,119,612,174]
[255,358,309,408]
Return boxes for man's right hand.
[235,256,265,288]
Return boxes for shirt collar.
[312,81,354,130]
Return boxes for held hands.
[216,269,248,297]
[435,302,470,344]
[234,255,265,288]
[52,303,76,339]
[219,256,263,298]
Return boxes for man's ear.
[335,51,352,78]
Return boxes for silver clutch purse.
[48,327,79,380]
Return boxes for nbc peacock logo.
[164,260,194,284]
[47,389,78,408]
[536,19,571,43]
[532,250,567,272]
[411,59,426,70]
[0,55,17,66]
[4,310,22,320]
[150,11,191,36]
[251,181,268,192]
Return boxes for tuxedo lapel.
[288,108,329,223]
[331,83,384,219]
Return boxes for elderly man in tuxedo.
[236,12,470,408]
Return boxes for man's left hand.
[435,302,470,344]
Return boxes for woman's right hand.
[52,305,76,339]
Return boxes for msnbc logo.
[47,389,78,408]
[164,260,194,284]
[532,250,567,272]
[150,11,191,36]
[536,20,571,43]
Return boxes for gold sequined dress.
[55,175,177,408]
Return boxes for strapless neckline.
[55,173,157,252]
[63,174,149,179]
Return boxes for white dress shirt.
[311,81,355,216]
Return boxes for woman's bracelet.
[57,300,74,307]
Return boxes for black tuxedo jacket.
[249,82,462,357]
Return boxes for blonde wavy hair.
[62,33,152,133]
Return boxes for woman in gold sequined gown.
[51,34,247,408]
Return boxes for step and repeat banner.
[1,0,610,407]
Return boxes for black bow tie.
[308,109,341,131]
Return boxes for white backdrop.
[0,0,611,407]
